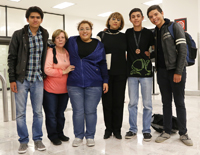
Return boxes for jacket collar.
[23,24,47,36]
[155,18,170,30]
[71,35,99,42]
[164,18,170,25]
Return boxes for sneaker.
[143,133,152,142]
[180,133,193,146]
[59,135,70,141]
[86,139,95,147]
[155,131,170,143]
[34,140,46,151]
[72,138,83,147]
[51,138,62,145]
[18,143,28,154]
[125,131,136,139]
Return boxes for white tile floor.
[0,90,200,155]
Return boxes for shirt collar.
[28,26,42,36]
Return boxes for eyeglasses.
[79,28,91,31]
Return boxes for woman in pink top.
[43,29,75,145]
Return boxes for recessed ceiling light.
[143,0,162,6]
[53,2,75,9]
[9,0,21,2]
[98,12,113,17]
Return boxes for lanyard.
[133,29,142,49]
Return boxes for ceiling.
[0,0,161,28]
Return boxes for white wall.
[0,7,6,36]
[199,0,200,33]
[198,0,200,90]
[0,7,64,38]
[1,3,200,91]
[163,0,199,91]
[63,5,200,92]
[64,15,130,38]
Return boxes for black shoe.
[125,131,136,139]
[114,133,122,139]
[59,135,70,141]
[143,133,152,142]
[104,132,112,139]
[51,138,62,145]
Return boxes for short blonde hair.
[106,12,124,30]
[52,29,68,43]
[77,20,93,30]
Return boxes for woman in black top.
[97,12,127,139]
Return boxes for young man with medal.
[125,8,154,141]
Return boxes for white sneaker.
[155,131,170,143]
[86,139,95,147]
[180,133,193,146]
[72,138,83,147]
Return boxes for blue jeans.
[67,86,102,139]
[43,90,69,141]
[15,79,43,143]
[128,77,152,133]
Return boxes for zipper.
[81,59,84,87]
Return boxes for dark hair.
[77,20,93,30]
[25,6,44,19]
[147,5,163,18]
[53,47,58,64]
[129,8,143,19]
[106,12,124,30]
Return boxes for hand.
[103,83,108,94]
[63,65,75,74]
[173,74,182,83]
[10,82,18,93]
[145,51,150,58]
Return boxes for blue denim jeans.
[43,90,69,141]
[67,86,102,139]
[15,79,43,143]
[128,77,152,133]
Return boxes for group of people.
[7,4,193,154]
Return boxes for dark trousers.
[102,75,127,135]
[43,90,69,141]
[157,68,187,135]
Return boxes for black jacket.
[8,25,49,83]
[154,18,187,75]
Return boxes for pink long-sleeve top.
[44,48,70,94]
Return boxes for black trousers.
[157,67,187,135]
[102,75,127,135]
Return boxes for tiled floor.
[0,90,200,155]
